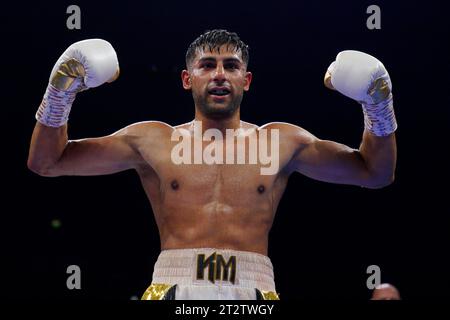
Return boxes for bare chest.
[136,131,291,206]
[161,162,277,205]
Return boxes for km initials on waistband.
[196,252,237,284]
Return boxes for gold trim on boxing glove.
[50,58,86,91]
[323,71,335,91]
[368,78,391,104]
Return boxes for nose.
[213,64,226,82]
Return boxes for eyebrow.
[197,57,242,65]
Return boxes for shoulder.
[114,121,175,140]
[258,122,317,145]
[109,121,176,152]
[240,120,310,135]
[122,120,174,134]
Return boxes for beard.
[193,90,243,120]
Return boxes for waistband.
[152,248,276,291]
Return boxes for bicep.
[291,137,370,186]
[50,129,142,176]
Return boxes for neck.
[194,108,241,134]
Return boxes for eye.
[201,63,215,69]
[225,64,239,70]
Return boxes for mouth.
[208,87,231,100]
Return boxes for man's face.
[182,45,252,119]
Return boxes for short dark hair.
[185,29,249,69]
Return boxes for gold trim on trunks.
[141,283,174,300]
[259,290,280,300]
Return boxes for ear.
[243,71,252,91]
[181,70,192,90]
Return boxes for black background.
[1,0,449,301]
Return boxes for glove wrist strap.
[35,84,78,128]
[362,94,397,137]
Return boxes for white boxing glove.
[36,39,120,128]
[324,50,397,137]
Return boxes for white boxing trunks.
[141,248,279,300]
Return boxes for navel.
[257,185,265,194]
[171,180,179,190]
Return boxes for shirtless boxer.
[27,30,397,300]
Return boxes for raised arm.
[287,50,398,188]
[287,126,396,188]
[28,122,145,177]
[27,38,143,177]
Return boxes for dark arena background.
[1,0,449,307]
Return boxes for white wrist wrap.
[35,84,78,128]
[362,94,397,137]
